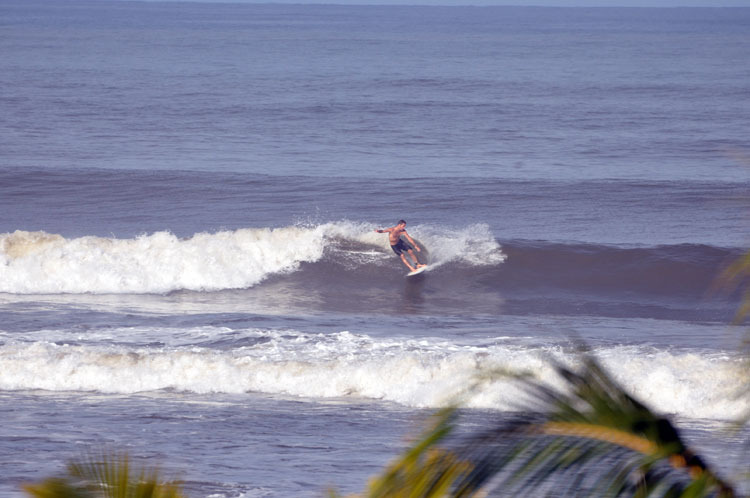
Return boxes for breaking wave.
[0,328,744,420]
[0,222,505,294]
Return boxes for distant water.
[1,2,749,496]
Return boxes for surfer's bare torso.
[386,226,407,245]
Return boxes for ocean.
[1,1,749,496]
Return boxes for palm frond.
[24,478,92,498]
[714,250,750,324]
[713,249,750,430]
[450,355,736,497]
[24,453,183,498]
[356,353,737,497]
[364,407,472,498]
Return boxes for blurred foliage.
[363,408,471,498]
[346,355,737,498]
[717,248,750,427]
[24,453,183,498]
[330,408,471,498]
[717,251,750,325]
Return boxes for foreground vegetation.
[351,354,741,497]
[24,454,184,498]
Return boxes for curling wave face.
[0,327,745,420]
[0,222,506,294]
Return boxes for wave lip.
[0,227,328,294]
[0,329,744,420]
[0,222,505,295]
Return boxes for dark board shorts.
[390,239,412,255]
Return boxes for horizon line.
[80,0,750,7]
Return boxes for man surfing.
[374,219,427,272]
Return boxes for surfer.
[374,220,426,272]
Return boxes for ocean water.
[1,1,750,496]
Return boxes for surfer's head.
[398,219,406,227]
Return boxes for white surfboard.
[406,266,428,277]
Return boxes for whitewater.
[0,222,505,294]
[1,327,745,421]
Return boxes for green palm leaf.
[363,408,473,498]
[24,453,183,498]
[355,354,737,498]
[451,355,736,497]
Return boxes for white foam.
[0,228,330,294]
[0,329,744,420]
[0,222,505,294]
[412,223,507,268]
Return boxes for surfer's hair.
[398,219,406,225]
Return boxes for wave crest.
[0,227,327,294]
[0,222,505,294]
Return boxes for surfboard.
[406,265,428,277]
